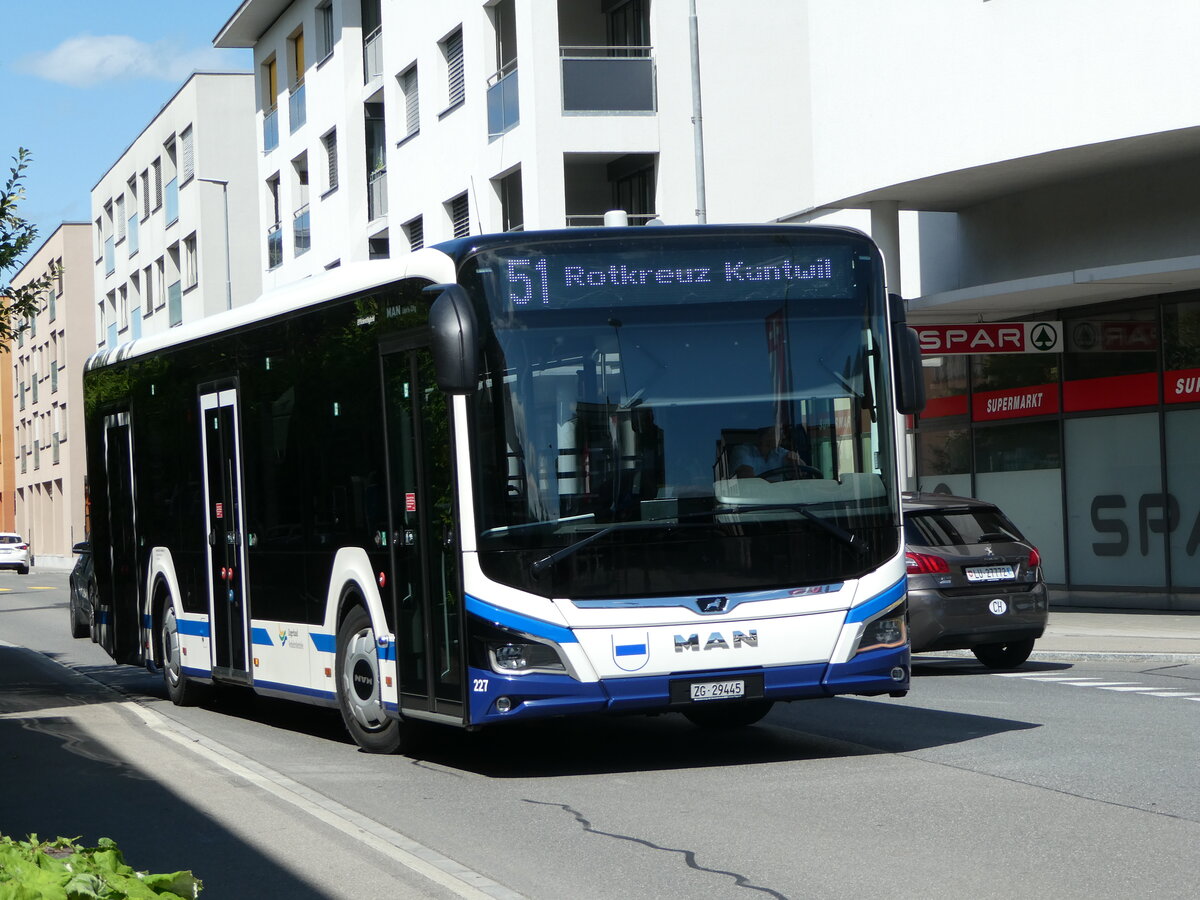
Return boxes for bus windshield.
[462,230,900,599]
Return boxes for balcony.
[127,213,139,256]
[363,26,383,83]
[267,224,283,269]
[487,61,519,138]
[168,280,182,327]
[264,106,279,152]
[293,205,311,256]
[165,177,179,226]
[368,169,387,222]
[560,46,655,113]
[289,81,306,133]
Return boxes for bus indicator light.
[378,572,387,588]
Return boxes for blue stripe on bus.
[251,627,273,646]
[250,679,337,703]
[842,577,907,623]
[465,594,578,644]
[142,614,152,629]
[176,618,210,637]
[309,633,336,654]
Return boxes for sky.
[2,1,252,274]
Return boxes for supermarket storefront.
[912,289,1200,609]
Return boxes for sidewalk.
[1035,604,1200,661]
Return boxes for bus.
[83,224,925,753]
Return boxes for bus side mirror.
[425,283,480,394]
[889,293,926,416]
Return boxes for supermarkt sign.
[914,322,1061,355]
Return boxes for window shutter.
[403,67,419,135]
[451,194,469,238]
[181,127,194,182]
[445,30,464,107]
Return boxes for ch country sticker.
[613,634,650,672]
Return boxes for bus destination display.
[484,244,858,309]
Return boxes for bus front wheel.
[161,599,202,706]
[336,605,403,754]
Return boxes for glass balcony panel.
[165,177,179,226]
[104,236,114,275]
[264,107,279,152]
[132,307,142,340]
[267,225,283,269]
[368,169,388,222]
[363,26,383,83]
[168,280,182,327]
[560,47,655,112]
[107,323,118,347]
[127,214,139,256]
[289,82,306,132]
[487,64,519,137]
[293,206,311,255]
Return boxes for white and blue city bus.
[83,224,925,753]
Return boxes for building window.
[403,216,423,251]
[496,168,523,232]
[180,125,195,184]
[116,194,126,241]
[317,1,335,60]
[448,192,470,238]
[441,28,465,112]
[399,64,419,139]
[152,158,163,211]
[140,170,150,220]
[321,129,338,193]
[143,264,154,310]
[155,258,166,309]
[184,234,198,289]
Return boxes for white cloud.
[16,34,236,87]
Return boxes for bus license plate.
[690,679,745,701]
[965,565,1015,582]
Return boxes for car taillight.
[17,544,27,550]
[1028,546,1041,569]
[906,550,950,575]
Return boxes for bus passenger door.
[199,388,251,683]
[100,412,140,664]
[380,345,465,722]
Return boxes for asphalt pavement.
[1,585,1196,899]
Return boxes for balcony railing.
[127,213,139,256]
[267,224,283,269]
[487,60,519,138]
[289,81,306,132]
[264,106,279,152]
[293,205,311,255]
[368,168,388,222]
[363,26,383,83]
[104,236,115,275]
[565,212,659,227]
[168,280,182,326]
[165,177,179,226]
[560,46,656,112]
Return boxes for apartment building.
[214,0,811,288]
[91,72,261,350]
[7,223,93,567]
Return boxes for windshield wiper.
[718,503,869,555]
[529,520,681,579]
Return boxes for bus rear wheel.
[682,699,774,729]
[336,605,403,754]
[161,600,202,706]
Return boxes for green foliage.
[1,148,60,345]
[0,835,202,899]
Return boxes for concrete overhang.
[811,125,1200,213]
[215,0,295,48]
[908,255,1200,323]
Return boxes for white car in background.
[0,533,30,575]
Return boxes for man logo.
[697,596,728,614]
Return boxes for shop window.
[916,426,971,497]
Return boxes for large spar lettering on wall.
[1090,493,1200,557]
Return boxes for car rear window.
[0,535,23,544]
[905,508,1024,547]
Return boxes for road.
[3,573,1199,899]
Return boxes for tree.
[1,148,60,344]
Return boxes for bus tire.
[160,597,202,706]
[336,605,403,754]
[682,699,774,729]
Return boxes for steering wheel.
[757,464,822,482]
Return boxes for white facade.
[90,72,261,350]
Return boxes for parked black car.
[903,492,1048,668]
[68,540,96,640]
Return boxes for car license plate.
[690,679,745,701]
[965,565,1015,582]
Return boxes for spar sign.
[915,322,1061,355]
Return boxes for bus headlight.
[854,602,908,656]
[489,640,566,674]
